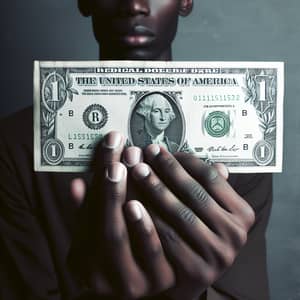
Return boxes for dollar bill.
[34,61,284,173]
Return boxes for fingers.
[131,162,220,260]
[142,145,254,231]
[89,131,125,215]
[89,131,125,235]
[103,162,148,298]
[133,146,252,250]
[125,201,175,293]
[103,162,174,298]
[151,215,216,292]
[129,148,251,296]
[174,152,255,230]
[141,145,231,235]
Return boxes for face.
[150,96,173,131]
[89,0,184,60]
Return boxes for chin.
[120,48,159,60]
[155,126,168,132]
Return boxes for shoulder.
[0,106,33,148]
[0,107,33,176]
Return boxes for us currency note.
[34,61,284,173]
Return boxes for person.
[133,93,179,152]
[0,1,273,300]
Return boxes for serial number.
[193,94,241,101]
[68,133,102,141]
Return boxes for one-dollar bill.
[34,61,284,173]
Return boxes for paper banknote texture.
[34,61,284,173]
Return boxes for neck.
[99,47,173,61]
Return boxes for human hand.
[69,132,175,299]
[128,144,255,300]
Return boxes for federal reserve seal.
[253,140,274,166]
[204,111,230,138]
[83,104,108,130]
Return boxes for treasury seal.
[83,104,108,130]
[205,111,230,138]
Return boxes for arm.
[212,173,272,300]
[0,142,61,300]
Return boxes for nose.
[160,111,166,120]
[120,0,150,17]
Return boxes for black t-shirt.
[0,107,272,300]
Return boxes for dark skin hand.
[70,132,255,300]
[70,132,175,299]
[129,144,254,300]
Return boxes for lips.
[117,25,155,47]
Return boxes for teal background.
[1,1,299,299]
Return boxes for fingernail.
[214,163,229,179]
[132,163,150,180]
[103,132,122,149]
[123,147,142,167]
[106,163,126,182]
[146,144,160,158]
[71,178,86,206]
[127,201,143,222]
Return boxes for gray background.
[0,1,299,299]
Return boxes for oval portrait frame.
[128,91,186,153]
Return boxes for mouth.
[158,122,168,127]
[118,25,155,47]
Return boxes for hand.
[128,144,255,300]
[68,132,175,299]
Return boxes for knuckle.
[236,202,256,230]
[152,268,174,290]
[123,281,146,300]
[109,188,123,201]
[160,228,180,245]
[244,205,255,228]
[210,238,236,270]
[163,271,175,289]
[219,246,236,268]
[181,260,215,286]
[187,180,211,209]
[104,229,127,247]
[159,153,178,171]
[154,276,175,294]
[148,175,165,195]
[175,203,198,225]
[147,241,164,259]
[200,267,217,286]
[233,227,248,248]
[202,165,219,185]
